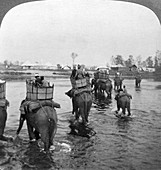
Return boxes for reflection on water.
[0,79,161,169]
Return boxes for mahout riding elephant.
[17,105,58,152]
[135,75,142,88]
[115,90,132,116]
[114,77,124,91]
[73,92,92,125]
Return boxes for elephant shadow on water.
[68,119,96,138]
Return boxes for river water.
[0,78,161,170]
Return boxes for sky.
[0,0,161,67]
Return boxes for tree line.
[110,50,161,68]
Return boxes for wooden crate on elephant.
[26,80,54,100]
[0,80,6,99]
[70,77,88,89]
[98,72,109,80]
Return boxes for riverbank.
[0,68,155,81]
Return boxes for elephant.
[115,91,132,116]
[97,79,113,99]
[73,92,92,125]
[135,75,142,88]
[91,79,112,99]
[114,77,124,91]
[17,105,58,152]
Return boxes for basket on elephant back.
[0,80,6,99]
[70,77,88,89]
[26,80,54,100]
[98,71,109,80]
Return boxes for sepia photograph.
[0,0,161,169]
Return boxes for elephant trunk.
[84,99,88,124]
[43,118,57,152]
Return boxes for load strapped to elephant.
[17,76,60,152]
[0,79,10,141]
[92,68,112,99]
[21,78,60,113]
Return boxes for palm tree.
[71,52,78,68]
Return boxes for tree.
[156,50,161,67]
[110,55,115,65]
[71,52,78,68]
[57,64,62,69]
[136,55,142,68]
[114,55,124,65]
[146,56,153,68]
[154,56,159,68]
[4,60,10,68]
[124,55,135,67]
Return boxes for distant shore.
[0,68,155,81]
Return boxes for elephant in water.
[91,79,112,99]
[73,92,92,125]
[17,105,58,152]
[97,79,112,99]
[115,91,132,116]
[135,75,142,88]
[114,77,124,91]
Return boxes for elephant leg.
[49,120,57,146]
[127,102,131,116]
[79,107,86,125]
[86,101,92,123]
[117,101,120,112]
[38,125,50,152]
[26,121,36,141]
[34,129,41,140]
[0,108,7,137]
[122,107,126,115]
[135,80,138,87]
[94,88,97,98]
[72,98,77,115]
[119,84,121,89]
[117,85,119,91]
[42,131,50,152]
[75,108,80,121]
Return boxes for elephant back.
[114,77,122,85]
[118,94,131,106]
[36,106,57,123]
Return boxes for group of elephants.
[0,75,141,152]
